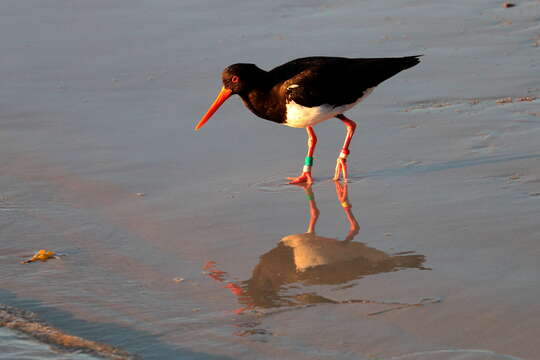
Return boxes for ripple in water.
[0,327,100,360]
[251,174,363,192]
[386,349,524,360]
[0,304,138,360]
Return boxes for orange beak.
[195,86,233,131]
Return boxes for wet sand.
[0,327,100,360]
[0,304,136,359]
[1,0,540,359]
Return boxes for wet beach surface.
[1,0,540,359]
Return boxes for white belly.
[284,87,374,128]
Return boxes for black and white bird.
[195,56,421,184]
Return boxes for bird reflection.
[205,182,429,314]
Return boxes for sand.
[1,0,540,359]
[0,304,137,359]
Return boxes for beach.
[1,0,540,359]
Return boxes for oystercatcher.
[195,56,421,183]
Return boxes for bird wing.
[274,56,421,108]
[283,63,371,108]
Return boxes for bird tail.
[366,55,422,85]
[400,55,423,70]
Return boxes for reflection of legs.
[288,126,317,184]
[334,114,357,181]
[335,181,360,242]
[300,185,319,233]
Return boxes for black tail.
[399,55,422,70]
[380,55,422,76]
[358,55,422,87]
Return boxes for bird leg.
[288,126,317,184]
[334,114,357,181]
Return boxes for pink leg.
[288,126,317,184]
[334,114,357,181]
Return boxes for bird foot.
[333,158,348,181]
[288,172,313,184]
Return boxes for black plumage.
[221,56,421,124]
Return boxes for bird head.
[195,63,262,131]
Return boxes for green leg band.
[304,156,314,166]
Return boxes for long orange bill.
[195,86,233,131]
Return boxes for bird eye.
[231,76,239,83]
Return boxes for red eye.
[231,76,239,83]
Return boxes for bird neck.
[238,80,285,124]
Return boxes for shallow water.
[0,327,100,360]
[1,0,540,359]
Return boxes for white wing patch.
[284,87,374,128]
